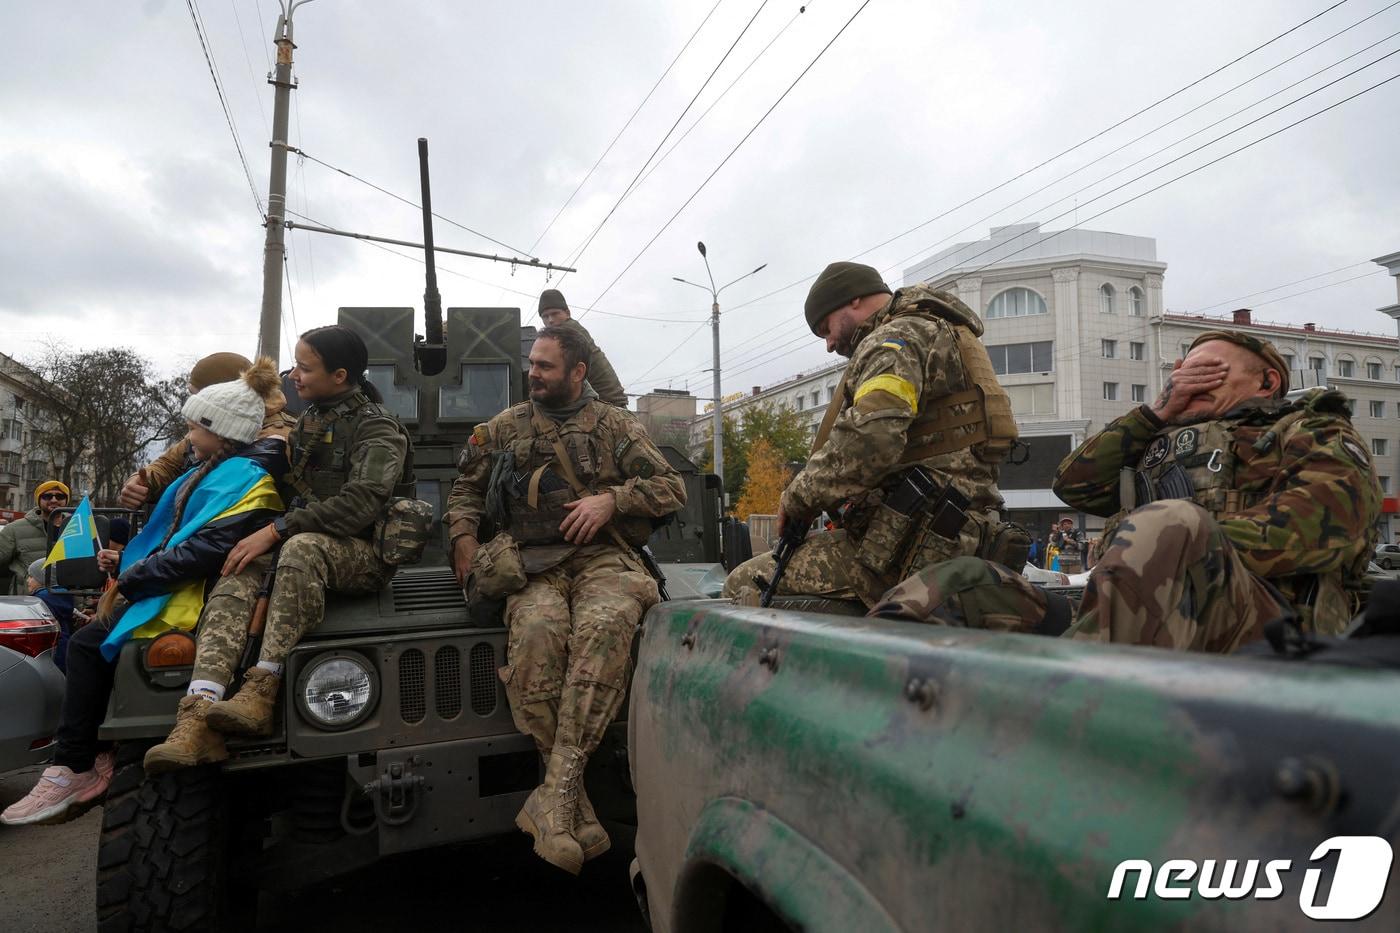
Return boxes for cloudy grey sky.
[3,0,1398,397]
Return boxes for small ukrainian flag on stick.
[43,495,101,567]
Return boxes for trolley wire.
[184,0,265,217]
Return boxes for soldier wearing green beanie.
[723,262,1020,606]
[536,290,627,408]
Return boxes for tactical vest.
[812,292,1019,466]
[286,390,416,528]
[502,403,653,548]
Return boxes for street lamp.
[673,241,766,505]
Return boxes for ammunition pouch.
[980,521,1031,571]
[373,497,434,566]
[473,532,528,599]
[853,467,972,580]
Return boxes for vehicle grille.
[470,642,497,716]
[390,569,467,613]
[435,646,462,720]
[400,649,426,723]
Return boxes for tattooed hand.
[1151,355,1228,423]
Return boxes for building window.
[1102,339,1117,359]
[985,287,1048,319]
[1372,401,1386,418]
[1006,383,1056,416]
[1369,362,1383,380]
[1179,342,1192,360]
[1129,286,1144,316]
[1310,357,1325,374]
[1395,364,1400,382]
[1382,476,1392,494]
[1099,283,1116,314]
[987,341,1054,375]
[1131,384,1147,403]
[1103,382,1119,401]
[794,395,804,411]
[1347,400,1356,415]
[1283,353,1295,371]
[811,390,820,407]
[1129,341,1145,361]
[826,385,835,402]
[1374,438,1388,457]
[1338,359,1355,378]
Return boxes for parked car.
[1375,543,1400,570]
[0,596,65,774]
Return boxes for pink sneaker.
[1,763,111,826]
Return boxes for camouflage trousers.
[871,501,1287,653]
[721,530,885,606]
[502,545,658,756]
[191,534,392,686]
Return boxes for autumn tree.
[735,438,788,521]
[29,346,189,502]
[696,404,811,506]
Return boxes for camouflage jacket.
[782,284,1005,522]
[137,398,297,504]
[1053,390,1381,613]
[557,318,627,408]
[281,388,410,539]
[447,398,685,548]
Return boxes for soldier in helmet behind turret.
[874,329,1382,653]
[722,261,1025,606]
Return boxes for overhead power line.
[184,0,264,217]
[564,0,776,281]
[293,147,535,257]
[585,0,878,315]
[526,0,727,255]
[716,0,1369,321]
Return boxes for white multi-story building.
[0,353,71,514]
[686,360,846,456]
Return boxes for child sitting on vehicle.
[0,359,287,826]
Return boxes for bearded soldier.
[722,261,1022,606]
[874,329,1382,653]
[446,324,684,874]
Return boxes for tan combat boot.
[204,667,280,736]
[575,782,610,861]
[516,745,586,874]
[143,696,228,774]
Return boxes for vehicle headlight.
[296,653,378,730]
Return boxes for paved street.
[0,765,647,933]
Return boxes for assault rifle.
[237,547,281,672]
[760,517,809,608]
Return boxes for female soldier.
[145,325,412,769]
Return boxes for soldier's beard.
[529,376,576,408]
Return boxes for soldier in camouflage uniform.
[145,326,414,771]
[537,288,628,408]
[875,330,1382,653]
[446,324,684,874]
[722,261,1020,606]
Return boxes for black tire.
[96,743,249,933]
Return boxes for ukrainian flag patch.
[880,338,907,351]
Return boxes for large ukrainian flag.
[100,457,282,661]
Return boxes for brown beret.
[538,289,569,318]
[804,262,891,335]
[1188,329,1290,398]
[189,352,252,392]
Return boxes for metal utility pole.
[673,242,766,504]
[257,1,317,364]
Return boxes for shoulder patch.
[1173,428,1199,458]
[879,338,908,351]
[1341,437,1372,468]
[472,424,490,446]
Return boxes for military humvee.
[95,305,723,931]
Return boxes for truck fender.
[672,796,899,933]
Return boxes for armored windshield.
[366,364,418,421]
[439,363,511,422]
